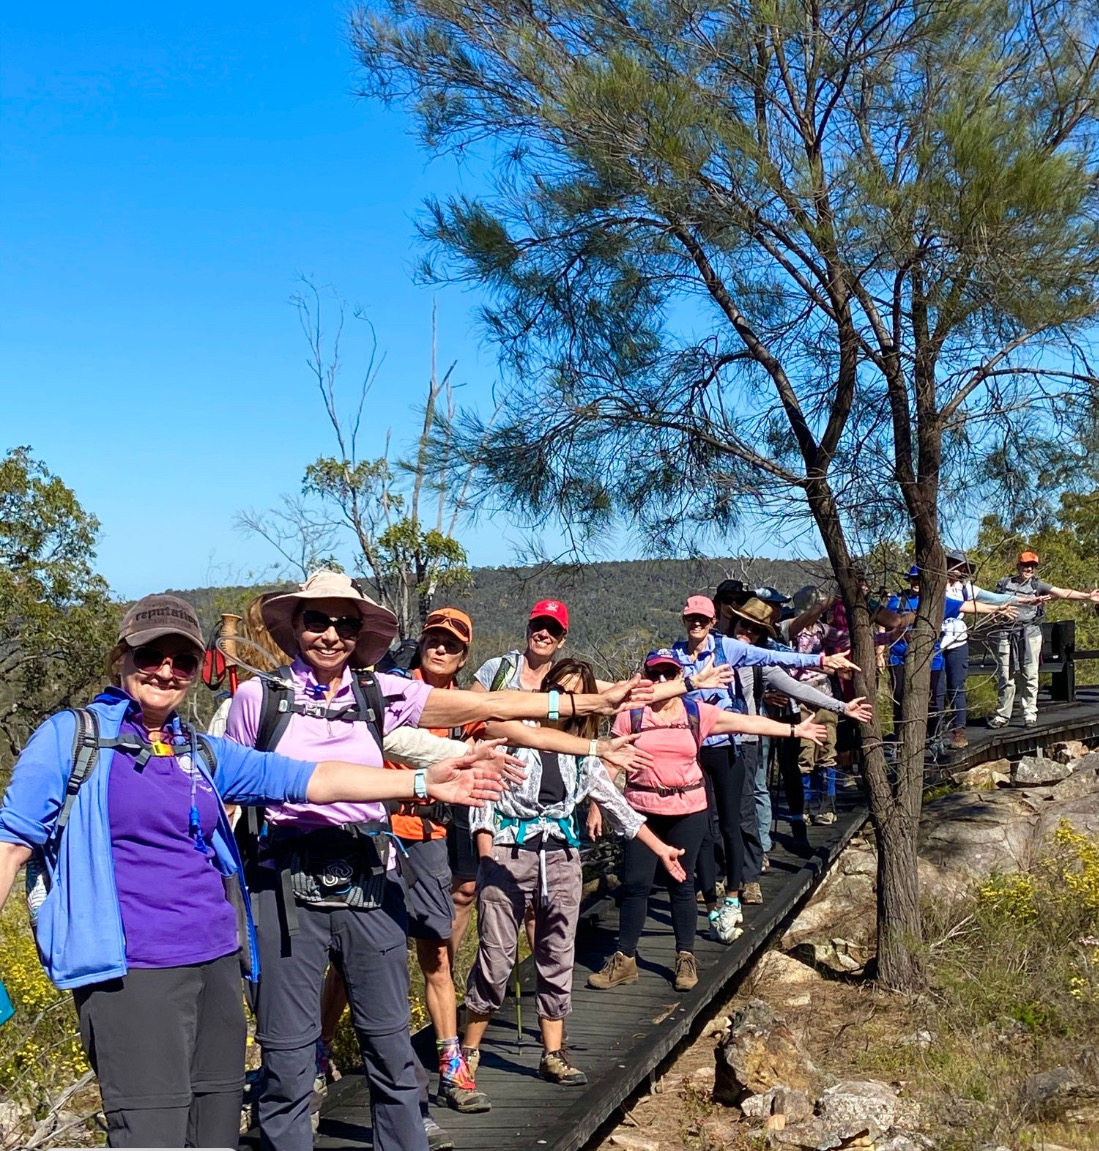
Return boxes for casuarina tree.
[353,0,1099,987]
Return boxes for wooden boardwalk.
[310,789,869,1151]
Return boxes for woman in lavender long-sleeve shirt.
[224,570,657,1151]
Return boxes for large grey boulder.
[816,1078,899,1140]
[1012,754,1071,786]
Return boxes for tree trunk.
[874,797,923,987]
[807,476,929,990]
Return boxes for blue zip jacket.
[671,633,826,747]
[0,688,315,990]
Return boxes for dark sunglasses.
[529,616,566,639]
[132,645,199,679]
[300,609,363,640]
[424,613,472,641]
[644,664,681,680]
[684,613,712,626]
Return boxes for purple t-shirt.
[108,715,238,968]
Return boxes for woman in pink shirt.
[588,649,825,994]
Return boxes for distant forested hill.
[169,555,831,682]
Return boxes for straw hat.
[261,570,398,668]
[725,596,777,639]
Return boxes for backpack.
[376,639,421,676]
[26,708,218,926]
[235,667,389,874]
[628,696,703,749]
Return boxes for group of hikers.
[0,546,1092,1151]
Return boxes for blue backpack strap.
[683,696,702,750]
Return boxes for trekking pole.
[513,962,523,1050]
[220,613,242,694]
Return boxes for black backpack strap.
[255,666,296,753]
[753,665,764,713]
[350,671,386,753]
[56,709,100,834]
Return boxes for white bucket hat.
[261,570,398,669]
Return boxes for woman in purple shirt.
[0,594,519,1150]
[225,570,653,1151]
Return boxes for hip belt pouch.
[276,823,390,910]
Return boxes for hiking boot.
[711,897,743,944]
[760,854,770,873]
[814,810,837,825]
[588,951,639,989]
[438,1080,491,1113]
[423,1116,455,1151]
[674,951,699,991]
[438,1047,490,1112]
[539,1049,587,1086]
[741,881,763,905]
[949,728,969,750]
[988,716,1009,729]
[790,818,809,842]
[460,1045,481,1079]
[1024,717,1038,729]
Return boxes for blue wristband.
[413,770,428,800]
[547,689,560,721]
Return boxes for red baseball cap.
[529,599,569,631]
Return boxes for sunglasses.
[684,614,712,626]
[424,613,471,641]
[300,609,363,640]
[132,645,199,679]
[421,632,466,655]
[644,664,681,680]
[529,617,566,639]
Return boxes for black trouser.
[738,743,766,883]
[618,810,708,956]
[694,745,747,898]
[73,951,245,1148]
[776,731,805,820]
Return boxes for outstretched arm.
[418,676,651,727]
[709,711,828,744]
[481,720,654,773]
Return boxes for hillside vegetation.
[170,555,833,683]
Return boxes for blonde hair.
[233,594,284,679]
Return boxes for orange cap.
[1019,551,1040,565]
[421,607,473,646]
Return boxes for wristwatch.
[413,769,429,800]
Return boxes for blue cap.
[644,648,683,669]
[753,585,791,604]
[908,565,920,578]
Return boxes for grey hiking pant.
[252,873,427,1151]
[73,951,245,1148]
[466,844,582,1020]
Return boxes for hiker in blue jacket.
[0,595,519,1150]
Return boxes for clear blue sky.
[2,2,816,598]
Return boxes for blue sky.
[2,2,814,598]
[2,2,525,597]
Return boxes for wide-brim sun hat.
[262,570,398,668]
[725,597,777,639]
